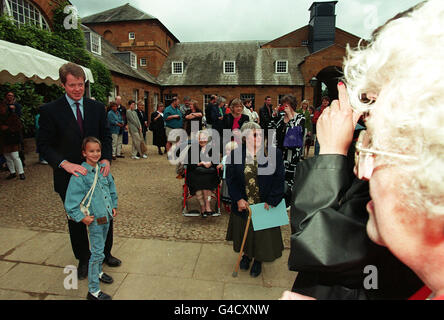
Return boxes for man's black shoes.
[104,255,121,267]
[77,261,88,280]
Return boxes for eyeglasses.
[354,130,418,180]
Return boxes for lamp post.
[310,76,318,87]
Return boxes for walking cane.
[232,206,252,277]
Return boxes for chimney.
[308,1,338,53]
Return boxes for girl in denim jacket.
[65,137,118,300]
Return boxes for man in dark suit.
[37,63,121,280]
[259,96,273,140]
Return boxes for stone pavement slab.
[5,232,67,264]
[0,227,39,257]
[110,238,202,277]
[194,243,263,286]
[223,283,289,300]
[0,225,294,300]
[0,261,17,278]
[113,274,225,300]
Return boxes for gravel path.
[0,138,291,248]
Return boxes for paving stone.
[0,288,41,300]
[0,227,39,256]
[194,243,263,286]
[262,250,296,289]
[223,283,288,300]
[0,261,17,278]
[5,232,67,264]
[111,238,202,278]
[113,274,224,300]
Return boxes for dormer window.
[275,60,288,73]
[172,61,183,74]
[90,33,101,55]
[224,61,236,74]
[129,32,135,40]
[130,52,137,69]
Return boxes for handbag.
[79,164,99,217]
[283,125,303,148]
[195,166,216,174]
[122,129,129,145]
[140,141,147,154]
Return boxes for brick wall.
[85,20,177,77]
[161,85,304,112]
[31,0,66,29]
[110,73,161,118]
[262,26,309,48]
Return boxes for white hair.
[344,0,444,217]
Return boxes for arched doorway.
[313,66,343,107]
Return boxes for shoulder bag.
[79,165,99,216]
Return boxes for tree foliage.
[0,2,114,136]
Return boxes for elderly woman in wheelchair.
[184,131,221,218]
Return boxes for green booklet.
[250,199,289,231]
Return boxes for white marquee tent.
[0,39,94,92]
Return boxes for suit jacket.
[225,144,285,218]
[37,96,112,195]
[126,109,141,134]
[136,109,147,133]
[210,105,226,133]
[259,104,273,130]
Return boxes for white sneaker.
[131,156,140,160]
[142,154,148,159]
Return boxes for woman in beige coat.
[126,100,147,159]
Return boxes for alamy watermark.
[63,265,78,290]
[166,124,278,175]
[63,5,79,30]
[363,265,378,290]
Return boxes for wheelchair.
[181,166,222,217]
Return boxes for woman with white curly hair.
[282,0,444,300]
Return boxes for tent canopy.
[0,40,94,86]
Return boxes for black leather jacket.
[289,154,423,300]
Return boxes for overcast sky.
[69,0,424,42]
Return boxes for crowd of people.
[4,0,443,301]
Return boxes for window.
[224,61,236,74]
[4,0,50,30]
[129,32,135,40]
[164,94,177,107]
[278,95,286,105]
[172,61,183,74]
[134,89,139,106]
[203,94,213,109]
[240,94,255,108]
[140,58,147,66]
[154,93,159,110]
[275,60,288,73]
[130,52,137,69]
[90,33,101,55]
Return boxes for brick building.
[82,1,361,111]
[2,0,361,116]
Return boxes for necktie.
[75,102,83,134]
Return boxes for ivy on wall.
[0,1,113,136]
